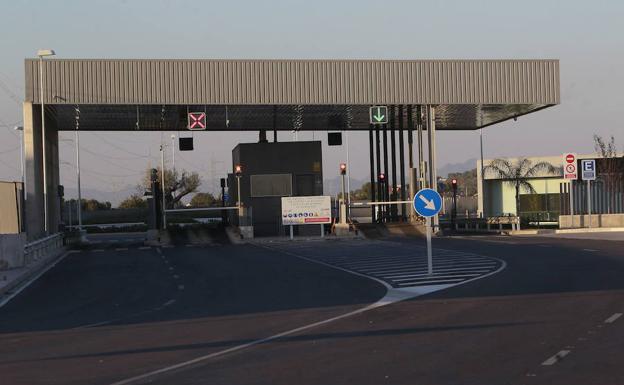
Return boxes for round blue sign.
[413,188,442,217]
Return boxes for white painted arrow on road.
[419,195,436,210]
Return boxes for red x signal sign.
[188,112,206,130]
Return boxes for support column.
[417,105,425,189]
[375,127,382,222]
[407,105,416,223]
[369,126,376,222]
[382,123,389,222]
[398,105,406,221]
[390,106,398,221]
[272,105,278,142]
[23,102,60,240]
[426,105,439,229]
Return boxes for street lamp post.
[235,165,242,224]
[75,125,83,230]
[37,49,55,235]
[171,134,176,175]
[14,126,24,196]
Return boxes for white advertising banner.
[281,196,332,225]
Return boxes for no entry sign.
[563,153,577,180]
[188,112,206,130]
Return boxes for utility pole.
[160,144,167,229]
[171,134,176,175]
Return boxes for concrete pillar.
[426,105,439,229]
[23,102,60,240]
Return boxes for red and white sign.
[563,153,577,180]
[188,112,206,130]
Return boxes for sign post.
[413,188,442,275]
[281,196,332,239]
[563,153,578,227]
[581,159,596,228]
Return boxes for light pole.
[170,134,176,175]
[37,49,55,235]
[14,126,24,195]
[340,163,347,224]
[235,165,242,224]
[75,124,83,231]
[160,144,167,229]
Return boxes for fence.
[23,233,64,265]
[560,178,624,215]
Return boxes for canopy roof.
[25,59,559,131]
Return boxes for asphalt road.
[1,232,623,385]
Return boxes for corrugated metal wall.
[25,59,559,105]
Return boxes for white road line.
[605,313,622,324]
[393,273,482,282]
[357,261,497,273]
[0,251,70,309]
[387,270,491,279]
[343,256,490,269]
[542,350,571,366]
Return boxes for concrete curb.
[507,227,624,236]
[0,247,67,298]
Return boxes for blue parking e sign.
[581,159,596,181]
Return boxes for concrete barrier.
[559,214,624,229]
[0,234,26,269]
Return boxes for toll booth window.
[250,174,293,197]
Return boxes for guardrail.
[23,233,64,265]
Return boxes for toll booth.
[228,141,323,237]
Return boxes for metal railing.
[23,233,64,265]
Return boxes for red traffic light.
[451,178,457,185]
[378,172,386,182]
[235,165,242,176]
[340,163,347,175]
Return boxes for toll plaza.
[21,58,559,240]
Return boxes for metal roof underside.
[25,59,560,131]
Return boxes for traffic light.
[340,163,347,175]
[451,178,458,193]
[220,178,226,188]
[378,172,386,183]
[235,165,242,177]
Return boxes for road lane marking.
[542,350,571,366]
[0,251,70,309]
[111,242,506,385]
[605,313,622,324]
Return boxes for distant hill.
[438,158,477,177]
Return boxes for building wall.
[230,141,323,236]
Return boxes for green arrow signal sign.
[370,106,388,124]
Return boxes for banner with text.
[281,196,332,225]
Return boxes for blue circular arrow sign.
[413,188,442,217]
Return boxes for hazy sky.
[0,0,622,203]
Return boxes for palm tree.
[484,158,558,226]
